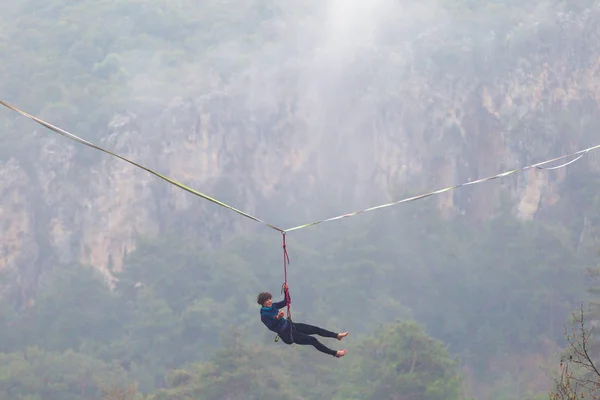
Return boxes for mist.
[1,1,600,399]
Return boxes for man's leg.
[294,322,348,340]
[291,330,338,356]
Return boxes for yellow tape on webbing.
[283,143,600,232]
[0,100,285,233]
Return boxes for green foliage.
[0,347,131,400]
[2,197,593,399]
[30,263,125,352]
[149,337,301,400]
[2,0,600,399]
[147,322,467,400]
[335,321,466,400]
[1,188,597,399]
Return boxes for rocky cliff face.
[1,3,599,300]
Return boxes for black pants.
[280,322,338,356]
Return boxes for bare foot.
[335,349,347,358]
[337,332,349,341]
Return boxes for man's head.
[257,292,272,307]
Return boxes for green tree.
[334,321,467,400]
[149,333,299,400]
[29,262,125,352]
[0,347,132,400]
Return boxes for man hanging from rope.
[257,283,348,358]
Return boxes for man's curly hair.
[257,292,272,306]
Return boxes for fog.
[1,1,600,399]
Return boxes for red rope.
[282,232,291,319]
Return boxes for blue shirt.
[260,295,290,334]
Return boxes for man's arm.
[273,292,290,309]
[273,283,291,309]
[261,313,276,329]
[261,310,284,329]
[273,299,287,309]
